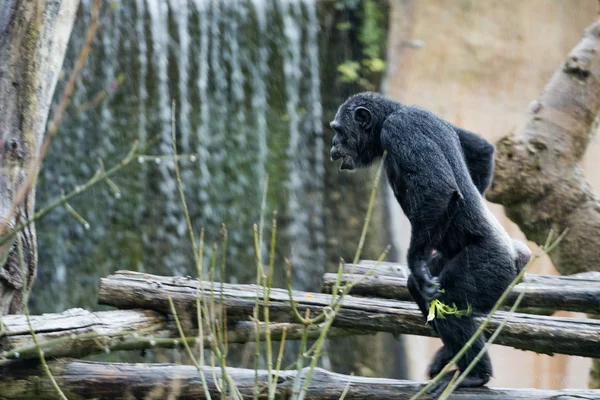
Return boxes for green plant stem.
[171,101,211,399]
[195,230,212,400]
[296,247,389,400]
[438,233,565,399]
[252,176,269,400]
[219,225,228,358]
[266,212,278,400]
[272,326,287,396]
[291,323,311,398]
[171,100,198,260]
[18,227,67,399]
[168,297,204,373]
[439,280,531,399]
[352,150,387,264]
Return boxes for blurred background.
[34,0,598,389]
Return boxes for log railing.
[1,264,600,399]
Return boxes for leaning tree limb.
[0,0,80,314]
[1,359,599,400]
[485,17,600,388]
[487,19,600,276]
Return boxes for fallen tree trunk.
[0,308,366,361]
[1,359,599,400]
[322,264,600,314]
[98,271,600,358]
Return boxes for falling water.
[303,0,325,285]
[279,0,319,288]
[250,0,269,193]
[173,0,192,155]
[35,0,326,311]
[136,0,148,145]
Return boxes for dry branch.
[98,271,600,358]
[322,262,600,314]
[1,359,599,400]
[0,307,363,361]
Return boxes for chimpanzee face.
[329,103,374,171]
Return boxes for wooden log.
[347,260,600,286]
[1,359,599,399]
[0,308,364,361]
[322,268,600,314]
[98,271,600,358]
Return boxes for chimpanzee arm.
[452,125,495,195]
[382,113,462,299]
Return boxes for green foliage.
[363,57,386,73]
[359,0,385,60]
[337,61,361,83]
[335,0,388,90]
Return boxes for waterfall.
[250,0,269,195]
[135,0,148,145]
[279,0,325,289]
[35,0,326,312]
[173,0,192,155]
[303,0,325,285]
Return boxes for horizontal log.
[322,269,600,314]
[348,260,600,287]
[0,308,364,361]
[98,271,600,358]
[1,359,599,399]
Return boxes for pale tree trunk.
[486,19,600,388]
[0,0,79,314]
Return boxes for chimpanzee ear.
[353,106,372,128]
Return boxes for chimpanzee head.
[329,92,390,171]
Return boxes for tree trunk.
[0,0,79,314]
[486,18,600,387]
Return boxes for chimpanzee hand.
[413,261,442,302]
[420,275,442,302]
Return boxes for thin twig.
[338,372,353,400]
[171,100,197,259]
[438,231,565,399]
[196,230,212,399]
[0,137,155,248]
[266,212,278,400]
[352,150,387,264]
[18,228,67,399]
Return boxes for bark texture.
[97,271,600,358]
[322,262,600,314]
[0,0,79,314]
[0,308,365,361]
[487,19,600,276]
[2,360,600,400]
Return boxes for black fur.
[330,92,531,395]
